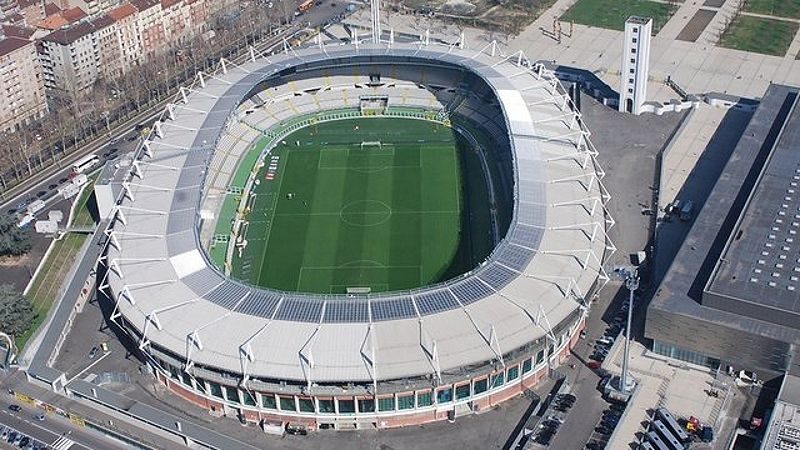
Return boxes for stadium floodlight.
[612,265,638,395]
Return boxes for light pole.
[614,266,639,395]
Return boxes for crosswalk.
[49,436,75,450]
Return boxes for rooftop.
[707,93,800,324]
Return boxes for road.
[0,397,126,450]
[0,0,351,218]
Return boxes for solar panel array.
[415,290,459,315]
[450,277,494,305]
[371,296,416,321]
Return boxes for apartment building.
[129,0,163,60]
[35,0,227,101]
[39,19,100,100]
[0,25,47,131]
[107,2,138,74]
[51,0,119,17]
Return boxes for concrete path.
[786,26,800,60]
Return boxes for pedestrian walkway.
[50,436,75,450]
[785,26,800,60]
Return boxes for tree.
[0,214,31,257]
[0,284,34,338]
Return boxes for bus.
[72,154,100,174]
[656,408,690,443]
[298,0,313,13]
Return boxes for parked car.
[8,405,21,412]
[88,346,98,359]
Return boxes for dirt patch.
[676,8,716,42]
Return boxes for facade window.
[629,69,635,74]
[378,396,395,412]
[455,384,470,400]
[436,388,453,404]
[629,78,634,84]
[338,399,356,414]
[358,398,375,413]
[298,398,315,412]
[180,371,192,386]
[417,391,433,407]
[507,366,519,381]
[633,27,638,33]
[474,378,488,394]
[631,48,636,54]
[652,341,721,369]
[209,382,223,399]
[242,391,256,406]
[630,58,635,64]
[628,88,634,94]
[318,399,335,413]
[224,386,240,404]
[279,396,295,412]
[535,350,545,365]
[398,394,415,410]
[522,358,533,374]
[632,37,637,43]
[262,394,276,409]
[491,373,504,388]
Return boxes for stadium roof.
[106,42,610,385]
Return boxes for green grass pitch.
[560,0,674,34]
[232,117,490,294]
[718,15,798,57]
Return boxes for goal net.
[360,141,383,151]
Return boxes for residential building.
[0,26,47,131]
[39,19,100,100]
[129,0,162,59]
[107,2,139,74]
[17,0,47,26]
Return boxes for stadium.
[102,40,613,429]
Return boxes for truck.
[679,200,694,221]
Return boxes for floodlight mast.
[614,266,638,394]
[371,0,381,43]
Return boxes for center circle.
[339,200,392,227]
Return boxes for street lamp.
[613,266,639,395]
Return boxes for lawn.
[70,173,99,227]
[17,233,87,349]
[743,0,800,20]
[719,15,798,56]
[560,0,674,34]
[231,117,491,294]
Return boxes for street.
[0,396,126,450]
[0,0,350,219]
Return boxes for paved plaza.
[350,0,800,101]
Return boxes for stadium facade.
[102,41,612,429]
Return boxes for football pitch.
[232,117,490,294]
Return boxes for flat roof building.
[647,84,800,377]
